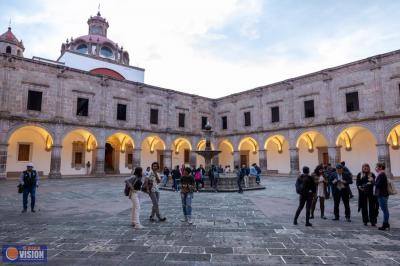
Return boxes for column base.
[48,172,62,179]
[289,170,300,177]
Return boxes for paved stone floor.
[0,176,399,265]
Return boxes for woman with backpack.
[194,168,202,192]
[125,167,144,229]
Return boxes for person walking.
[162,166,170,187]
[294,166,316,226]
[172,165,181,191]
[180,167,196,224]
[356,163,378,226]
[194,168,202,192]
[374,162,390,231]
[125,167,144,229]
[331,164,353,222]
[20,163,39,213]
[143,162,167,222]
[310,165,327,219]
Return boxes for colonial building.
[0,12,399,179]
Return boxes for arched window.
[100,46,113,58]
[6,46,11,54]
[76,44,88,54]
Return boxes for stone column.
[48,145,62,179]
[289,148,300,176]
[233,150,240,168]
[95,146,105,176]
[0,143,8,179]
[132,148,141,169]
[163,149,173,170]
[327,146,341,166]
[376,143,393,178]
[258,149,267,173]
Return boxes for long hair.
[361,163,370,173]
[133,167,143,177]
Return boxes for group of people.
[294,161,392,231]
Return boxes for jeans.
[195,180,203,191]
[359,192,378,225]
[294,193,313,224]
[256,174,260,184]
[162,175,168,186]
[377,196,389,224]
[130,192,140,225]
[333,189,351,219]
[23,186,36,210]
[149,191,161,218]
[181,192,193,217]
[237,177,244,192]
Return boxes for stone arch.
[105,132,135,174]
[6,125,54,176]
[238,136,259,167]
[264,134,290,174]
[296,130,329,171]
[336,126,378,174]
[171,137,192,167]
[141,135,166,170]
[387,123,400,177]
[61,128,98,176]
[218,139,234,169]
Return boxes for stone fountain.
[193,123,221,171]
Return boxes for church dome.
[0,26,24,56]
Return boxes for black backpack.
[295,176,304,195]
[255,166,261,174]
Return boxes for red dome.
[0,27,24,49]
[89,68,125,80]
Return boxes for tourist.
[224,165,231,173]
[213,165,220,190]
[143,162,167,222]
[180,164,186,176]
[254,163,261,184]
[199,164,206,188]
[324,163,334,199]
[162,166,170,187]
[194,168,203,192]
[374,162,390,231]
[310,165,327,219]
[19,162,39,213]
[172,165,181,191]
[331,164,353,222]
[144,166,151,177]
[242,164,250,188]
[249,163,258,183]
[208,165,216,190]
[235,165,244,193]
[356,163,378,226]
[125,167,144,229]
[180,167,196,224]
[86,161,91,175]
[341,161,354,199]
[294,166,316,226]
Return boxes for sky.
[1,0,400,98]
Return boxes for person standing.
[125,167,144,229]
[180,167,196,224]
[143,162,167,222]
[144,166,151,177]
[162,167,170,187]
[374,163,390,231]
[293,166,316,226]
[194,168,202,192]
[331,164,353,222]
[341,161,354,199]
[86,161,91,175]
[310,165,327,219]
[249,163,258,185]
[356,164,378,226]
[20,163,39,213]
[208,165,216,190]
[172,165,181,191]
[235,165,244,193]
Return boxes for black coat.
[374,172,389,197]
[329,171,353,194]
[297,174,316,196]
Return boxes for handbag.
[387,178,397,195]
[18,184,23,194]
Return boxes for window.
[6,46,11,54]
[76,44,88,54]
[74,152,83,165]
[201,116,208,129]
[117,104,127,121]
[76,98,89,117]
[271,106,280,123]
[221,116,228,130]
[100,46,113,58]
[150,108,159,124]
[346,91,359,112]
[304,100,315,118]
[18,144,30,161]
[244,112,251,127]
[184,149,190,164]
[27,90,42,111]
[178,113,185,128]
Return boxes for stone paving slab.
[0,176,399,265]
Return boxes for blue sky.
[1,0,400,97]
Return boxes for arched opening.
[61,129,97,176]
[218,139,234,169]
[6,46,11,54]
[141,136,166,170]
[105,133,135,174]
[296,131,328,171]
[238,137,259,167]
[7,126,53,177]
[265,135,290,174]
[336,127,377,174]
[171,137,192,168]
[387,124,400,177]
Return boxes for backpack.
[387,178,397,195]
[124,183,130,196]
[295,176,304,195]
[194,171,201,181]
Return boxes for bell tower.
[87,11,109,37]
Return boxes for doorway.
[105,143,114,173]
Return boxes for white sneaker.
[180,217,187,222]
[187,218,193,225]
[134,224,144,229]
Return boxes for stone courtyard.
[0,176,399,266]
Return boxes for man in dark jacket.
[19,163,39,213]
[294,166,316,226]
[331,164,353,222]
